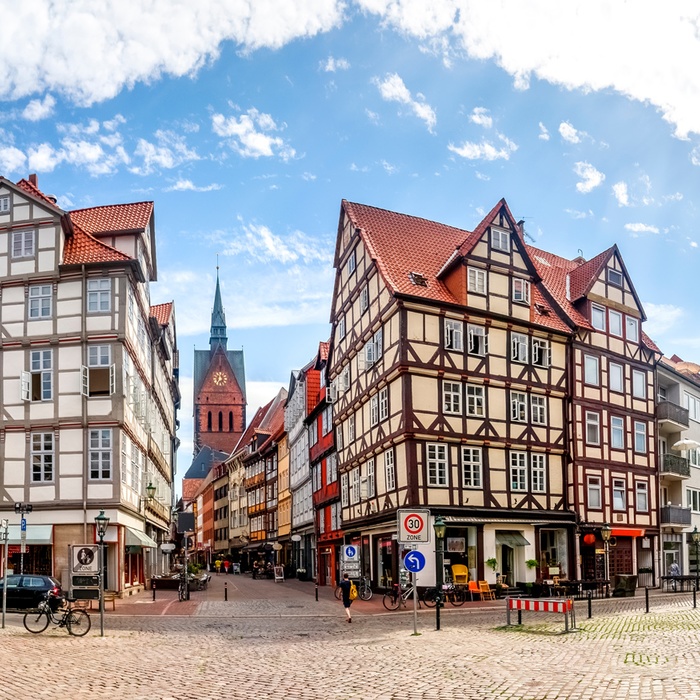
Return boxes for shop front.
[4,524,53,576]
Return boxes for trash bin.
[612,574,638,597]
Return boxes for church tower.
[192,269,246,455]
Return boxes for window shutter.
[81,365,89,396]
[20,371,30,401]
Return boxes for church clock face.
[213,371,228,386]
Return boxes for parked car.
[0,574,62,610]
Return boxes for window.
[491,227,510,252]
[384,450,396,490]
[467,267,486,295]
[22,349,52,401]
[378,386,389,421]
[584,355,599,386]
[688,488,700,513]
[511,332,528,363]
[634,421,647,453]
[12,230,34,258]
[587,476,602,509]
[685,392,700,422]
[613,479,626,510]
[121,433,129,484]
[466,385,485,417]
[445,319,463,351]
[31,432,54,482]
[341,472,349,507]
[322,405,333,435]
[28,285,52,319]
[462,447,482,488]
[347,249,356,275]
[586,411,600,445]
[532,338,550,368]
[128,288,135,324]
[373,327,383,361]
[609,310,622,337]
[0,195,9,213]
[443,381,462,414]
[632,370,646,399]
[309,421,318,446]
[337,315,346,341]
[350,468,361,503]
[510,452,527,491]
[370,395,379,426]
[335,425,344,451]
[531,454,546,493]
[366,458,375,498]
[427,443,448,486]
[609,362,624,392]
[591,304,606,331]
[608,268,623,287]
[611,416,624,449]
[82,345,115,397]
[626,316,639,342]
[360,285,369,313]
[635,481,648,512]
[348,414,355,442]
[87,278,111,313]
[468,325,488,356]
[511,391,527,422]
[327,453,338,483]
[89,429,112,480]
[531,395,546,424]
[513,278,530,304]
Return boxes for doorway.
[500,545,514,586]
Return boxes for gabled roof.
[257,389,288,452]
[70,201,153,235]
[150,302,173,326]
[63,223,132,265]
[183,445,229,480]
[567,248,612,301]
[15,177,63,211]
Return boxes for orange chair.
[468,580,482,600]
[479,580,496,600]
[451,564,469,585]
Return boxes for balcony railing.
[660,505,692,526]
[661,453,691,478]
[657,401,690,429]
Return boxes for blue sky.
[2,1,700,495]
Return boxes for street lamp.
[601,522,612,598]
[692,526,700,594]
[1,518,8,630]
[141,483,156,581]
[433,515,447,631]
[94,510,110,638]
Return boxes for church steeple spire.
[209,263,227,352]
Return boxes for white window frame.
[634,421,647,453]
[530,395,546,425]
[348,414,355,442]
[591,304,606,331]
[31,432,54,482]
[584,355,599,386]
[466,385,485,417]
[612,478,626,511]
[632,370,646,399]
[608,268,624,287]
[370,395,379,426]
[384,449,396,491]
[23,349,52,402]
[609,310,622,337]
[350,468,361,503]
[532,338,550,368]
[511,332,528,363]
[531,453,546,493]
[461,447,482,488]
[360,285,369,313]
[427,443,448,487]
[0,195,9,214]
[89,428,112,480]
[28,284,52,319]
[635,481,648,512]
[587,475,602,509]
[611,416,624,449]
[609,362,624,393]
[513,278,530,304]
[467,324,488,356]
[87,278,111,313]
[341,365,351,391]
[467,267,486,295]
[378,386,389,421]
[337,315,346,341]
[443,381,462,415]
[510,391,527,422]
[684,392,700,422]
[12,229,34,258]
[347,249,357,275]
[341,472,349,507]
[688,487,700,513]
[81,345,116,398]
[366,458,375,498]
[510,452,527,492]
[445,319,463,351]
[626,316,639,342]
[491,227,510,252]
[586,411,600,445]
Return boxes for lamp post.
[1,518,8,629]
[433,515,447,631]
[693,526,700,594]
[14,502,33,575]
[601,522,612,598]
[141,482,156,582]
[94,510,110,638]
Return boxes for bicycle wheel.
[67,610,91,637]
[382,591,400,610]
[23,610,50,633]
[449,588,466,607]
[359,585,373,601]
[334,585,342,600]
[422,588,439,608]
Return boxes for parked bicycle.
[422,582,467,607]
[334,575,373,601]
[382,583,423,610]
[23,592,91,636]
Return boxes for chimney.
[29,174,37,187]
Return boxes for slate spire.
[209,264,227,352]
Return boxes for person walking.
[215,559,222,575]
[669,560,681,591]
[339,572,353,623]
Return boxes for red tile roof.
[15,178,61,209]
[150,302,173,326]
[318,341,329,361]
[70,201,153,234]
[63,223,132,265]
[568,248,613,301]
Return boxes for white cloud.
[643,302,684,337]
[212,108,296,161]
[381,159,398,174]
[692,145,700,166]
[22,94,56,121]
[350,162,369,172]
[0,145,27,173]
[559,121,581,143]
[130,130,199,175]
[320,56,350,72]
[469,107,492,128]
[475,171,489,181]
[624,222,660,234]
[448,132,517,161]
[664,192,684,202]
[365,109,380,123]
[573,161,605,193]
[302,172,317,181]
[538,122,550,140]
[373,73,437,132]
[613,181,630,206]
[565,208,594,219]
[164,179,223,192]
[356,2,700,139]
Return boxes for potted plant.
[526,559,539,570]
[296,567,307,581]
[485,557,498,572]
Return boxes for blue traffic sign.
[344,545,357,559]
[20,518,26,532]
[403,550,426,573]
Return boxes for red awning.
[611,528,645,538]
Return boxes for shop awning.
[125,526,158,549]
[496,532,531,547]
[611,528,645,538]
[444,516,575,526]
[7,524,53,545]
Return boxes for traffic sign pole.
[403,549,426,636]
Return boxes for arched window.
[218,411,223,432]
[229,412,233,432]
[207,411,212,431]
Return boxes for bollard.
[315,584,318,602]
[517,609,522,625]
[224,582,228,602]
[694,586,697,610]
[645,586,649,613]
[152,580,156,601]
[587,590,592,619]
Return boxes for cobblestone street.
[3,575,700,699]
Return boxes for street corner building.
[327,198,660,592]
[0,174,180,596]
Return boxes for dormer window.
[608,269,623,287]
[491,227,510,252]
[409,271,428,287]
[513,279,530,304]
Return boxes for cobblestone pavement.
[4,575,700,700]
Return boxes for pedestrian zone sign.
[71,544,100,574]
[397,509,430,544]
[343,545,359,561]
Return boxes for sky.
[2,1,700,496]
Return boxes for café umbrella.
[671,438,700,451]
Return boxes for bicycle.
[23,593,91,636]
[382,583,423,610]
[334,576,373,601]
[422,582,467,607]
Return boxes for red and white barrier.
[506,596,576,632]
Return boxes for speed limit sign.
[397,509,431,543]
